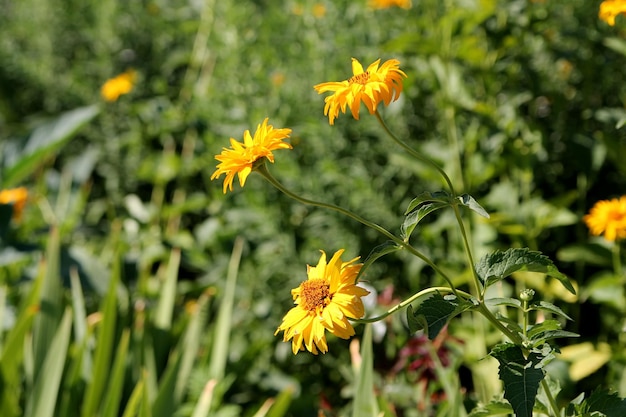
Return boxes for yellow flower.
[211,118,292,193]
[583,196,626,241]
[599,0,626,26]
[369,0,412,9]
[0,187,28,221]
[100,70,137,102]
[314,58,407,125]
[275,249,370,355]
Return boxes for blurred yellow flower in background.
[0,187,28,221]
[599,0,626,26]
[583,196,626,241]
[369,0,412,9]
[100,69,137,102]
[275,249,369,355]
[211,118,292,193]
[314,58,406,125]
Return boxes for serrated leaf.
[401,202,448,240]
[529,301,573,321]
[458,194,490,218]
[577,389,626,417]
[476,248,576,295]
[406,292,475,340]
[490,343,545,417]
[404,190,451,214]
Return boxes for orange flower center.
[349,72,370,85]
[608,210,626,222]
[300,279,331,312]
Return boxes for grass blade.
[352,324,378,417]
[24,308,73,417]
[81,252,121,417]
[208,236,243,381]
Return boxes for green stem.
[541,378,561,417]
[613,242,622,278]
[374,111,482,296]
[374,111,455,194]
[255,163,459,294]
[476,302,522,345]
[354,287,473,324]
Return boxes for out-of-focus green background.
[1,0,626,416]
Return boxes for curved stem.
[255,163,459,294]
[541,379,561,417]
[374,110,456,195]
[354,287,473,324]
[374,111,482,296]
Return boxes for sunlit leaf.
[404,190,451,214]
[457,194,490,218]
[476,248,575,294]
[407,292,475,340]
[401,201,448,240]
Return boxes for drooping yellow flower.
[211,118,292,193]
[369,0,412,9]
[100,70,137,102]
[0,187,28,221]
[583,196,626,241]
[275,249,370,355]
[314,58,407,125]
[599,0,626,26]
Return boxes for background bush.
[1,0,626,416]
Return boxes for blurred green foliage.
[1,0,626,415]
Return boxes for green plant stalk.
[541,379,561,417]
[374,111,455,193]
[354,286,471,324]
[374,111,482,296]
[255,163,459,294]
[476,303,522,345]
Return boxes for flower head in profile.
[314,58,407,125]
[0,187,28,221]
[369,0,412,9]
[275,249,369,355]
[599,0,626,26]
[211,118,292,193]
[583,196,626,241]
[101,70,137,102]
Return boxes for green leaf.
[352,323,378,417]
[2,105,100,187]
[407,292,475,340]
[529,301,573,321]
[486,297,522,309]
[154,248,181,330]
[581,389,626,417]
[457,194,490,218]
[401,202,448,240]
[101,330,131,417]
[568,389,626,417]
[527,320,579,346]
[358,241,400,281]
[404,190,451,214]
[81,250,122,417]
[209,236,243,381]
[468,399,513,416]
[476,248,576,295]
[24,309,72,417]
[490,343,545,417]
